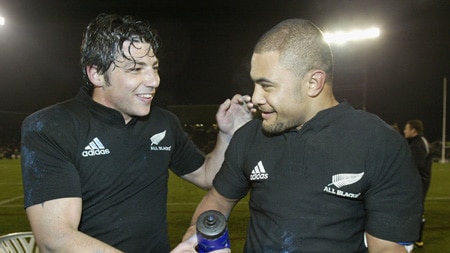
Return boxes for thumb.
[186,234,198,245]
[170,235,198,253]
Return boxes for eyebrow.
[122,59,159,68]
[253,77,273,84]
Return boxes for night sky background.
[0,0,449,142]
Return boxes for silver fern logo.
[150,130,172,151]
[328,172,365,188]
[323,172,364,199]
[151,130,166,145]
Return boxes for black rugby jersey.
[22,87,205,252]
[214,102,422,253]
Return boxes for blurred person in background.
[404,119,432,248]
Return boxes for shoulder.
[227,118,263,149]
[23,103,73,130]
[21,97,88,141]
[343,108,401,139]
[150,106,179,120]
[322,105,407,154]
[233,118,262,137]
[147,106,183,129]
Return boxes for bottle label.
[197,229,230,253]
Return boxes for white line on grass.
[0,195,23,205]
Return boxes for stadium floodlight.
[323,27,380,44]
[0,16,5,26]
[323,26,380,111]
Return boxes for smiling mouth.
[137,94,153,99]
[260,110,275,119]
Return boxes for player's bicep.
[26,197,82,247]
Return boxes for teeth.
[138,94,153,99]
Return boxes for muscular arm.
[182,131,231,190]
[26,197,123,253]
[366,233,410,253]
[182,94,252,189]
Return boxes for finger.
[171,235,198,253]
[242,95,251,103]
[238,95,250,105]
[219,98,232,111]
[210,249,232,253]
[229,94,242,104]
[186,234,198,245]
[246,100,254,108]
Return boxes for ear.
[86,65,105,87]
[307,70,326,97]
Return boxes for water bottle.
[196,210,230,253]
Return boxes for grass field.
[1,159,449,252]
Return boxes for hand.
[216,94,253,137]
[170,235,198,253]
[171,234,231,253]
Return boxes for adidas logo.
[250,161,269,181]
[82,137,110,157]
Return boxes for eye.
[260,83,274,91]
[124,66,142,72]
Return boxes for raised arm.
[26,197,123,253]
[171,188,239,253]
[182,94,252,189]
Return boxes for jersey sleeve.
[213,121,255,200]
[165,111,205,177]
[21,106,82,208]
[364,128,422,243]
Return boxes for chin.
[134,108,151,117]
[262,120,292,135]
[262,124,281,135]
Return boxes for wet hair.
[80,13,160,90]
[406,120,424,135]
[254,19,333,84]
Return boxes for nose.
[252,85,266,105]
[144,69,160,89]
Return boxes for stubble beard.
[262,118,299,135]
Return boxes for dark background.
[0,0,449,143]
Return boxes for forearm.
[35,229,123,253]
[27,199,123,253]
[192,93,251,189]
[182,188,237,241]
[201,131,231,189]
